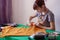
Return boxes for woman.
[29,0,55,30]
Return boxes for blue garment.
[35,10,54,27]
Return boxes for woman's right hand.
[29,16,33,23]
[28,22,35,26]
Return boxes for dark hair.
[33,0,45,10]
[35,0,45,7]
[33,3,38,10]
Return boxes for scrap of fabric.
[1,26,46,37]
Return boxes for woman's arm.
[40,12,55,30]
[38,21,55,30]
[29,14,37,23]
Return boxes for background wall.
[12,0,36,24]
[12,0,60,32]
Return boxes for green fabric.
[5,36,29,40]
[17,24,29,28]
[0,24,60,40]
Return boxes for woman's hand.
[28,22,36,26]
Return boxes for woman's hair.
[33,0,45,10]
[33,3,38,10]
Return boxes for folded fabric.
[1,26,46,37]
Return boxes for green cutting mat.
[0,24,60,40]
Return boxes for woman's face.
[37,7,42,13]
[37,5,45,13]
